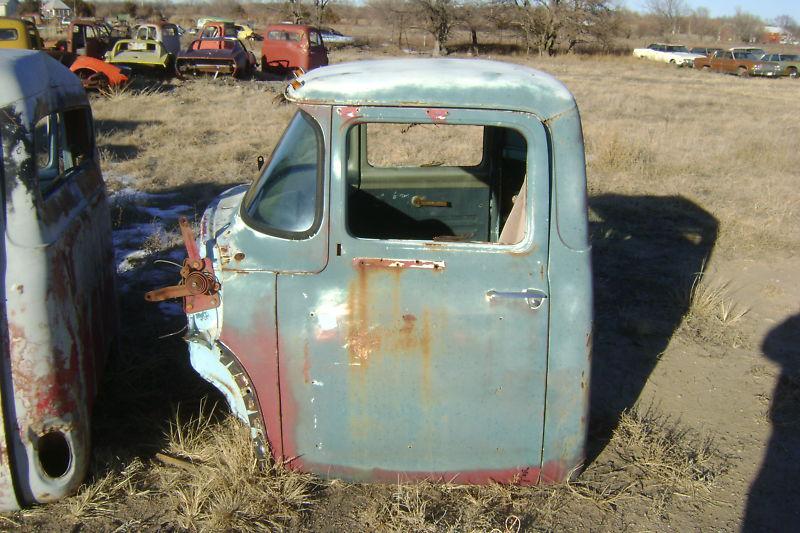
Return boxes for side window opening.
[34,108,94,196]
[346,122,529,244]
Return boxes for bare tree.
[368,0,415,48]
[774,14,798,36]
[560,0,618,52]
[494,0,617,56]
[730,8,762,43]
[312,0,333,26]
[411,0,456,55]
[687,7,718,40]
[645,0,687,36]
[284,0,308,23]
[456,0,489,55]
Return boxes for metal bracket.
[144,216,221,313]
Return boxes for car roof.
[0,49,84,109]
[265,24,316,33]
[285,58,576,121]
[0,16,26,29]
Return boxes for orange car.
[260,24,328,73]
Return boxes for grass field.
[5,47,800,531]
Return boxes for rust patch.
[353,257,445,271]
[337,106,361,119]
[426,108,448,122]
[287,457,576,485]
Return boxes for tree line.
[56,0,799,57]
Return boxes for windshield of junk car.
[244,111,322,236]
[667,45,689,52]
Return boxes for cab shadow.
[743,313,800,530]
[586,194,719,460]
[90,181,236,462]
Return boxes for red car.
[260,24,328,73]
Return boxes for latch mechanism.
[144,216,221,313]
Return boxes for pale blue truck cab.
[152,58,592,484]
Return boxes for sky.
[626,1,799,22]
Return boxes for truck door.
[3,107,114,504]
[276,106,551,482]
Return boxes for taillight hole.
[37,431,72,478]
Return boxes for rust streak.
[353,258,445,271]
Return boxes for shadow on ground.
[90,181,235,465]
[587,194,719,461]
[743,313,800,530]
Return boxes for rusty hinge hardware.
[144,216,221,313]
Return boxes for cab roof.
[284,58,576,120]
[265,24,317,33]
[0,49,84,109]
[0,16,27,29]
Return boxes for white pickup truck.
[632,43,704,67]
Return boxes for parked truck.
[147,58,593,485]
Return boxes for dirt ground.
[4,47,799,531]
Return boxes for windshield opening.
[243,111,323,238]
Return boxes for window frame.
[342,113,538,248]
[240,110,326,241]
[32,106,96,199]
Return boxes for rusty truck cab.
[0,50,116,509]
[169,58,592,484]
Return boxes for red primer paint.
[426,108,448,122]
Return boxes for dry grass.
[19,406,316,532]
[156,407,317,532]
[8,47,793,531]
[677,266,750,348]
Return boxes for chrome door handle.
[486,289,548,310]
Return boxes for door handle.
[486,289,548,310]
[411,195,450,208]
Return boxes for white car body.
[633,43,704,66]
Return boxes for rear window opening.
[346,122,529,244]
[0,28,18,41]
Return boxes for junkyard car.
[132,22,181,57]
[0,16,43,49]
[761,53,800,78]
[319,27,354,46]
[694,50,782,77]
[106,38,171,73]
[106,21,182,75]
[689,46,722,57]
[175,35,256,78]
[261,24,328,73]
[729,47,766,59]
[234,23,258,40]
[46,19,130,89]
[632,43,703,66]
[0,49,117,510]
[147,58,592,484]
